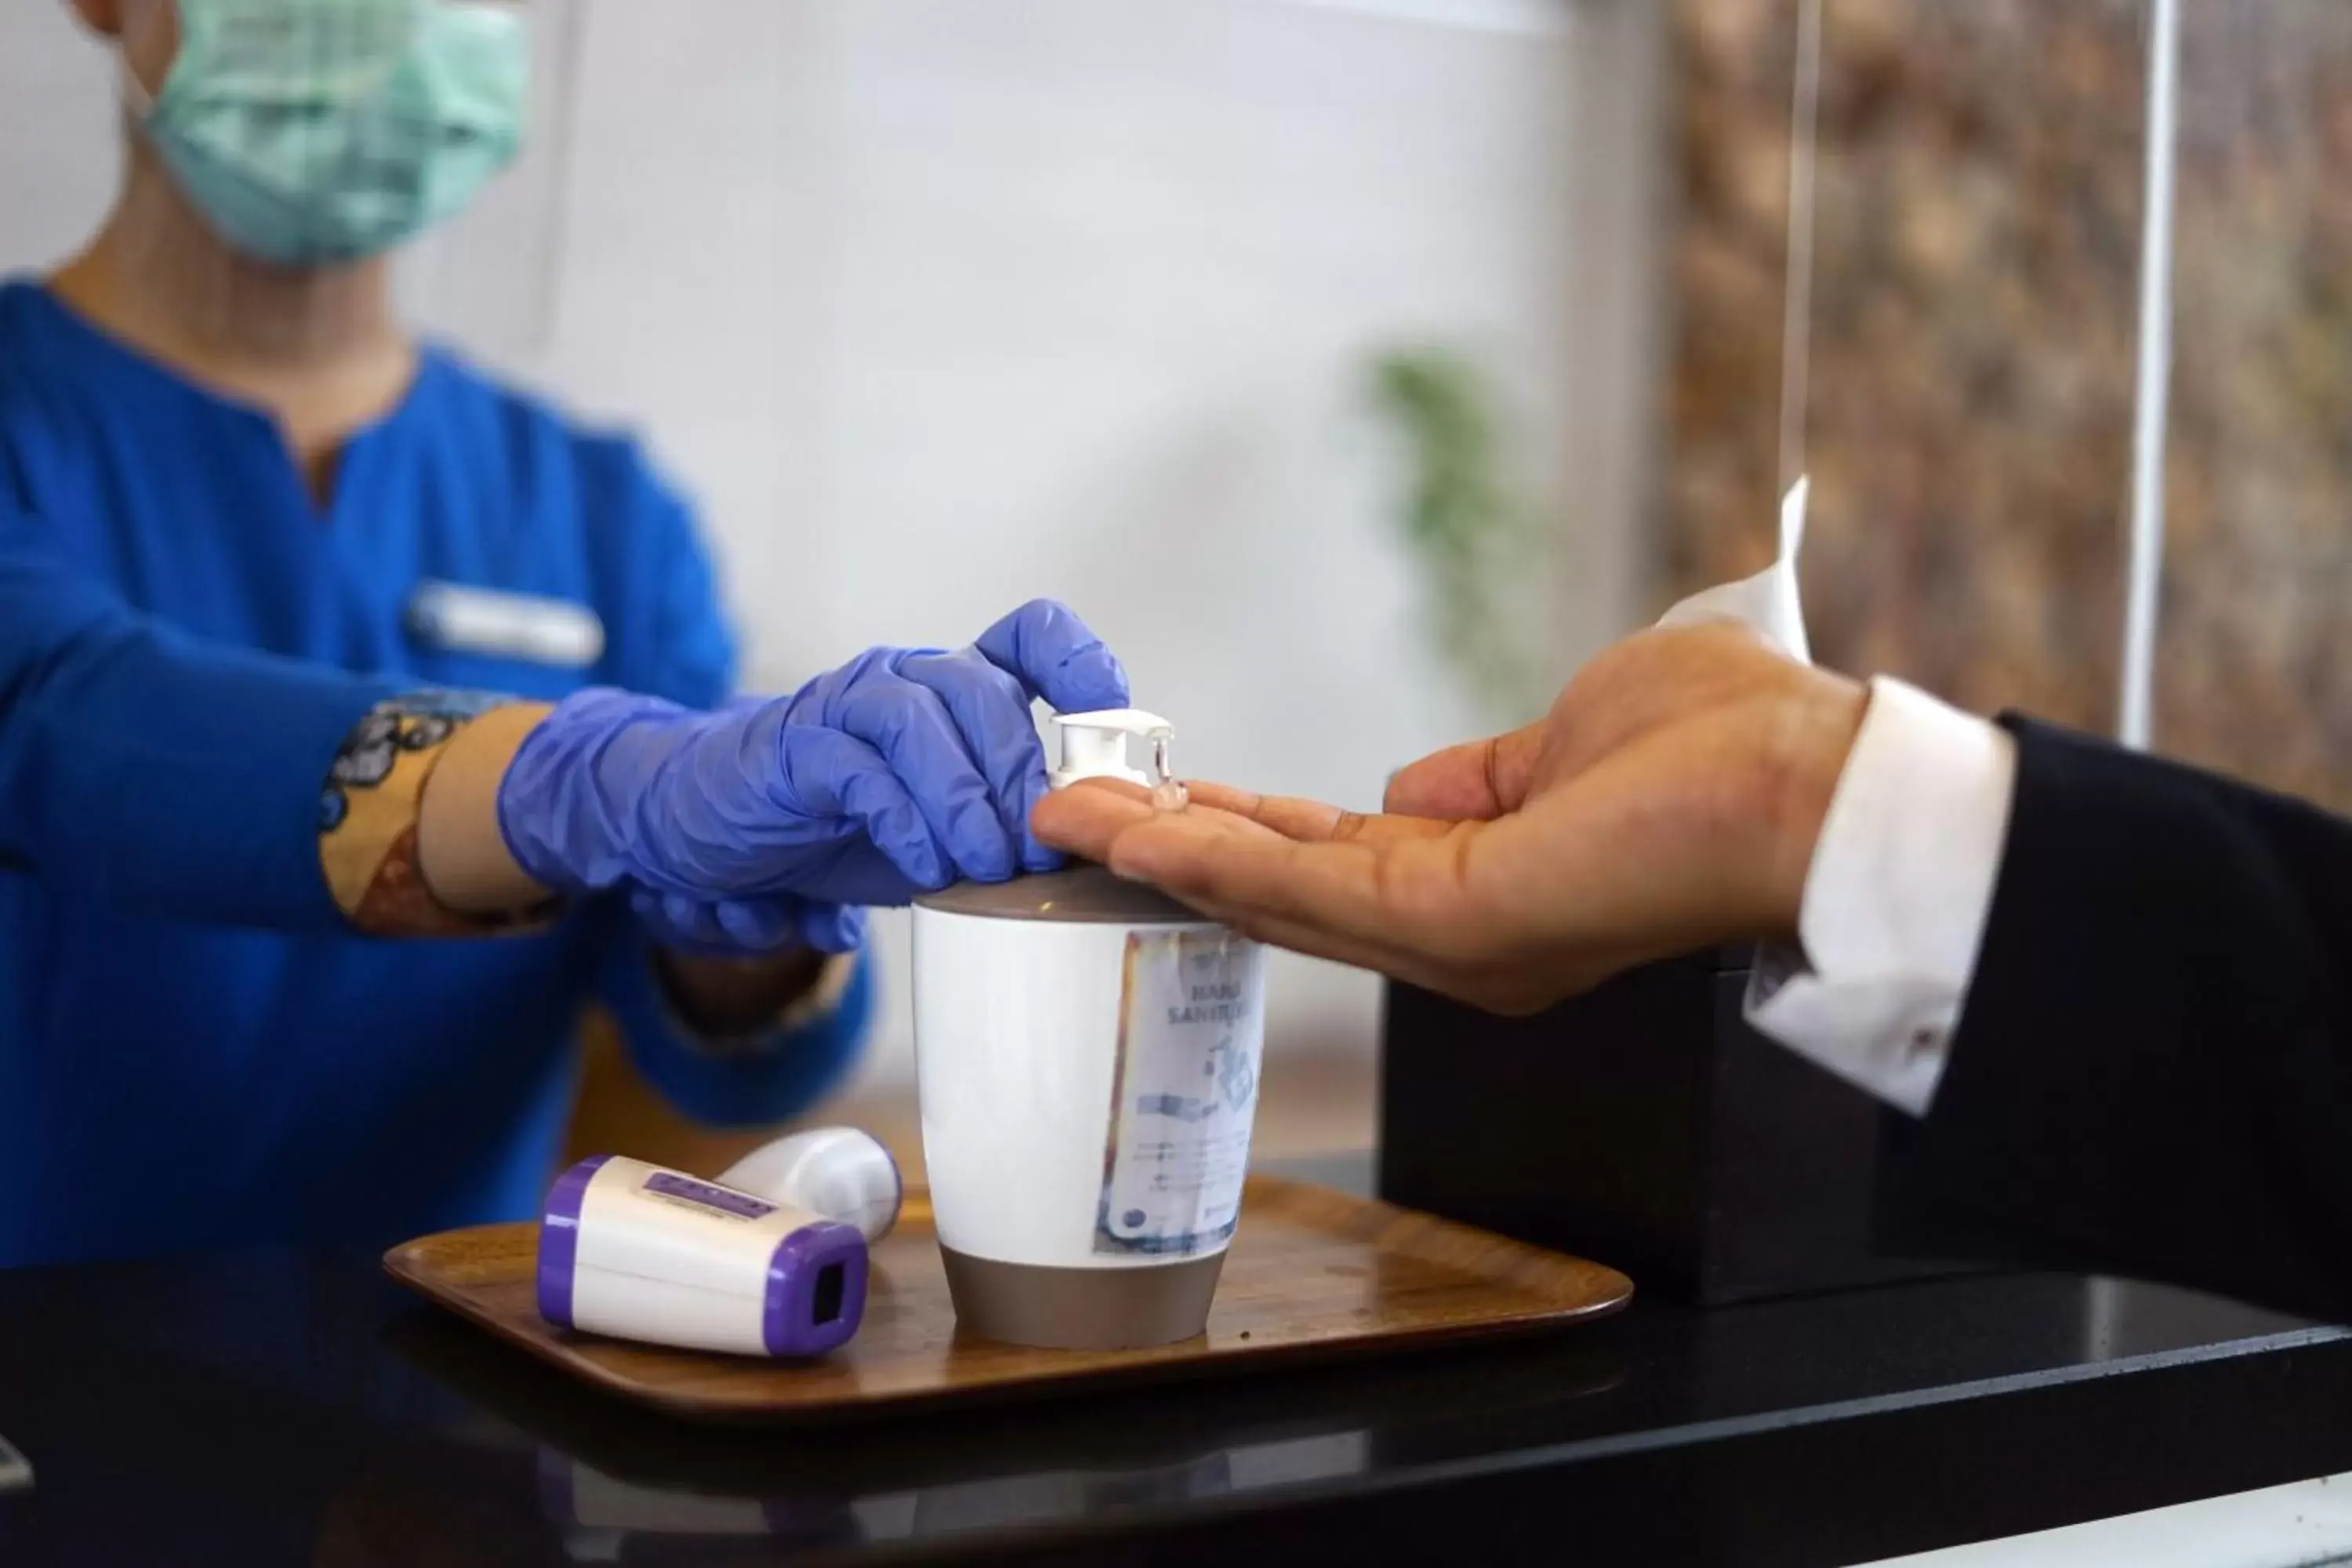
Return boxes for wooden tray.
[383,1174,1632,1421]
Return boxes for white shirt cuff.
[1744,677,2018,1116]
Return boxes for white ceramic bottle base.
[913,867,1268,1351]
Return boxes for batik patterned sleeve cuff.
[318,691,559,937]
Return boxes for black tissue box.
[1377,949,1965,1305]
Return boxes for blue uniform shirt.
[0,281,871,1266]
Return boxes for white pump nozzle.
[1051,709,1174,791]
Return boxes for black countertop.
[4,1154,2351,1567]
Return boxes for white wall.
[0,0,1661,1087]
[0,6,114,255]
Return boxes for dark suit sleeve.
[1882,716,2352,1320]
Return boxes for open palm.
[1030,623,1865,1014]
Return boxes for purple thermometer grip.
[763,1220,869,1356]
[537,1154,610,1330]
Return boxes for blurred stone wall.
[1664,0,2352,808]
[2164,1,2352,807]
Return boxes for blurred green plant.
[1370,347,1547,723]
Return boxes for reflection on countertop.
[2,1154,2348,1566]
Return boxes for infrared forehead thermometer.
[539,1156,868,1358]
[536,1128,902,1357]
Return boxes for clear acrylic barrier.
[2157,2,2352,808]
[1682,0,2156,735]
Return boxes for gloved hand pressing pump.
[496,600,1127,953]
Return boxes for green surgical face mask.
[129,0,529,267]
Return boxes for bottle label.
[1094,930,1267,1256]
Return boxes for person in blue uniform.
[0,0,1127,1266]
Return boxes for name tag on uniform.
[405,581,605,669]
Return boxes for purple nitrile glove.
[496,601,1128,927]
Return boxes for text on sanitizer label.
[1095,930,1267,1256]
